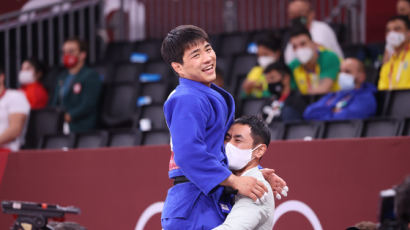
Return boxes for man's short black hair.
[388,15,410,30]
[234,116,271,147]
[264,61,292,77]
[255,32,282,52]
[161,25,210,65]
[289,25,312,40]
[64,37,88,52]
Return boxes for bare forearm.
[0,127,21,145]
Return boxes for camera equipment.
[1,200,80,230]
[379,189,408,230]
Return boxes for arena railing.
[0,0,104,88]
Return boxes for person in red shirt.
[19,58,49,109]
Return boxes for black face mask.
[268,82,283,99]
[291,16,308,27]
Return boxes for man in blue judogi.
[160,25,285,230]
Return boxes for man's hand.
[221,174,268,201]
[261,168,289,200]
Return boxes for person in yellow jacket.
[241,33,282,98]
[379,15,410,90]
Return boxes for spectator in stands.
[304,58,377,120]
[0,66,30,151]
[18,58,49,109]
[50,38,102,133]
[284,0,343,64]
[260,62,307,123]
[288,26,341,95]
[379,15,410,90]
[242,33,282,98]
[397,0,410,19]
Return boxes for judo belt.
[172,176,238,195]
[173,176,190,185]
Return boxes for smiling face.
[171,39,216,86]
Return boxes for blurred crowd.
[1,0,410,152]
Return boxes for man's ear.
[254,144,267,159]
[79,51,87,61]
[171,62,183,77]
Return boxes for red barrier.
[0,137,409,230]
[0,149,10,186]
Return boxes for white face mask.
[338,72,355,90]
[258,56,276,69]
[386,31,406,48]
[295,47,314,64]
[225,142,261,171]
[18,70,36,85]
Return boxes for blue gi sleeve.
[165,95,232,195]
[332,92,377,120]
[303,94,334,120]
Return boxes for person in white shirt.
[284,0,344,64]
[0,67,30,152]
[214,116,284,230]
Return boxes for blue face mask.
[338,72,355,90]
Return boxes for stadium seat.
[112,62,144,83]
[341,43,367,61]
[39,134,73,149]
[269,122,284,140]
[240,98,266,117]
[101,83,139,128]
[134,39,162,60]
[229,54,257,93]
[143,60,173,80]
[321,120,362,139]
[24,108,64,149]
[139,105,167,130]
[73,131,109,149]
[140,83,169,104]
[361,118,403,138]
[385,90,410,118]
[142,130,170,145]
[402,118,410,136]
[374,90,390,116]
[220,33,249,57]
[103,42,135,63]
[282,121,323,140]
[108,129,142,147]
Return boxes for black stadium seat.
[282,121,323,140]
[24,108,64,149]
[139,105,167,130]
[101,83,139,128]
[220,33,249,57]
[73,131,109,149]
[229,54,257,91]
[134,39,162,60]
[39,134,73,149]
[361,118,403,138]
[385,90,410,118]
[402,118,410,136]
[140,83,169,104]
[269,122,284,140]
[103,42,135,63]
[321,120,362,139]
[112,62,144,83]
[108,129,142,147]
[240,98,265,117]
[142,130,170,145]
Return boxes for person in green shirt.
[242,33,282,98]
[50,38,102,133]
[288,25,341,95]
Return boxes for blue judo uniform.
[161,78,235,230]
[303,82,377,120]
